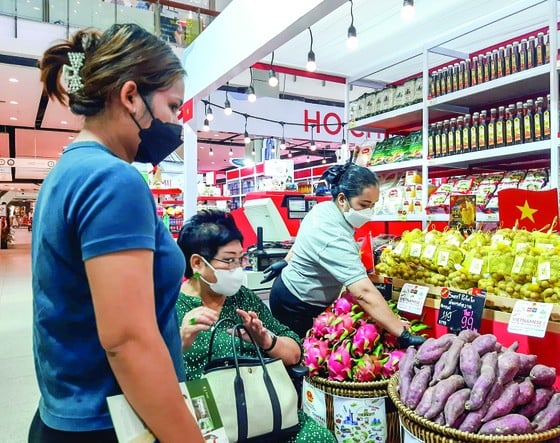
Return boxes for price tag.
[437,251,449,267]
[507,300,553,338]
[374,277,394,301]
[515,242,529,252]
[437,288,487,333]
[511,255,524,274]
[448,236,461,247]
[469,258,483,275]
[536,243,554,250]
[409,243,422,258]
[393,241,405,255]
[397,283,429,315]
[538,261,551,281]
[422,244,436,259]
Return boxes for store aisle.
[0,228,39,443]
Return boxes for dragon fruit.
[310,311,336,338]
[381,349,406,378]
[302,337,331,377]
[351,321,380,357]
[328,311,364,342]
[352,354,383,382]
[332,292,355,315]
[327,340,353,381]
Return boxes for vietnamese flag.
[359,233,374,272]
[498,188,559,231]
[178,98,194,123]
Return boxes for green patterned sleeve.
[239,286,302,350]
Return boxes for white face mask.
[344,206,374,228]
[200,257,245,297]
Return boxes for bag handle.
[207,318,238,362]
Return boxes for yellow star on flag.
[516,200,538,222]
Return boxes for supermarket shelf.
[371,214,424,222]
[425,213,448,222]
[197,196,232,201]
[427,140,551,169]
[369,158,423,173]
[427,63,552,111]
[150,188,182,195]
[351,102,423,132]
[162,200,183,205]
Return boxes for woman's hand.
[180,306,218,351]
[235,309,273,349]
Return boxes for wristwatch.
[262,331,278,352]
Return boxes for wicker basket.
[387,373,560,443]
[305,376,400,443]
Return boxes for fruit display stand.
[370,275,560,388]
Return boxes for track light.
[268,51,278,87]
[306,28,317,72]
[402,0,415,21]
[205,103,214,121]
[347,0,358,49]
[202,118,210,132]
[247,68,256,102]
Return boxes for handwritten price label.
[438,288,487,333]
[397,283,429,315]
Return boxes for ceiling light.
[347,0,358,49]
[229,147,233,156]
[9,100,18,105]
[251,146,256,156]
[8,78,18,83]
[224,97,232,115]
[202,118,210,131]
[279,122,286,150]
[306,154,310,162]
[244,131,251,144]
[9,117,17,121]
[205,103,214,121]
[268,51,278,87]
[341,137,348,150]
[310,125,317,151]
[209,147,213,156]
[306,28,317,72]
[288,150,292,158]
[322,157,327,164]
[246,86,256,103]
[402,0,415,21]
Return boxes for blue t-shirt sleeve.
[72,163,156,260]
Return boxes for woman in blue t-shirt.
[31,24,202,442]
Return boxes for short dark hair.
[177,209,244,278]
[321,162,379,201]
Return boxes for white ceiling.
[0,0,554,192]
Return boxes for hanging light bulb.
[288,150,293,158]
[306,154,310,162]
[202,118,210,132]
[341,137,347,149]
[322,157,327,164]
[306,28,317,72]
[268,51,278,87]
[247,68,256,102]
[279,122,286,150]
[205,104,214,121]
[401,0,415,21]
[310,125,317,151]
[224,97,232,116]
[244,116,251,144]
[229,147,233,156]
[347,0,358,49]
[251,146,256,156]
[209,147,214,156]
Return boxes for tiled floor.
[0,228,39,443]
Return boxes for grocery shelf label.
[468,258,483,275]
[515,242,529,252]
[393,241,405,255]
[397,283,429,315]
[537,261,551,281]
[507,300,553,338]
[409,243,422,257]
[437,251,450,267]
[422,244,437,259]
[535,243,554,250]
[437,288,487,333]
[512,255,525,274]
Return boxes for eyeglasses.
[211,254,247,268]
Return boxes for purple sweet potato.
[398,346,417,401]
[497,351,520,384]
[434,338,465,382]
[532,393,560,432]
[482,382,520,423]
[529,364,557,387]
[404,365,433,409]
[465,351,498,411]
[460,343,481,388]
[414,385,436,417]
[430,355,447,386]
[471,334,498,356]
[443,387,470,428]
[458,328,479,343]
[416,334,455,365]
[517,353,538,376]
[517,387,555,419]
[507,341,520,352]
[479,414,534,435]
[433,412,445,425]
[459,383,503,433]
[516,377,535,407]
[424,374,465,420]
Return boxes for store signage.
[0,157,56,168]
[507,300,553,338]
[397,283,429,315]
[437,288,486,333]
[374,276,393,301]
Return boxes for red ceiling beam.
[252,62,347,84]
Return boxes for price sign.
[437,288,487,333]
[507,301,553,338]
[374,277,393,301]
[397,283,429,315]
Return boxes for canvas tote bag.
[202,319,299,442]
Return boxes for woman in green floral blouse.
[176,209,335,443]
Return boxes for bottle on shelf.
[484,52,492,82]
[536,32,545,66]
[464,59,471,88]
[470,56,478,87]
[496,106,505,147]
[545,31,550,63]
[497,46,505,78]
[505,104,515,146]
[527,36,535,69]
[511,41,520,73]
[488,108,497,149]
[534,97,544,141]
[448,118,457,155]
[435,121,442,157]
[441,119,449,156]
[451,63,459,92]
[428,123,435,158]
[477,54,484,85]
[463,113,472,152]
[490,49,499,80]
[543,94,551,139]
[504,44,513,76]
[513,101,524,144]
[446,66,453,94]
[478,110,488,150]
[519,38,528,71]
[435,69,442,97]
[523,100,534,143]
[470,112,480,151]
[430,71,437,98]
[458,61,465,90]
[455,116,464,153]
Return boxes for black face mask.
[131,96,183,165]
